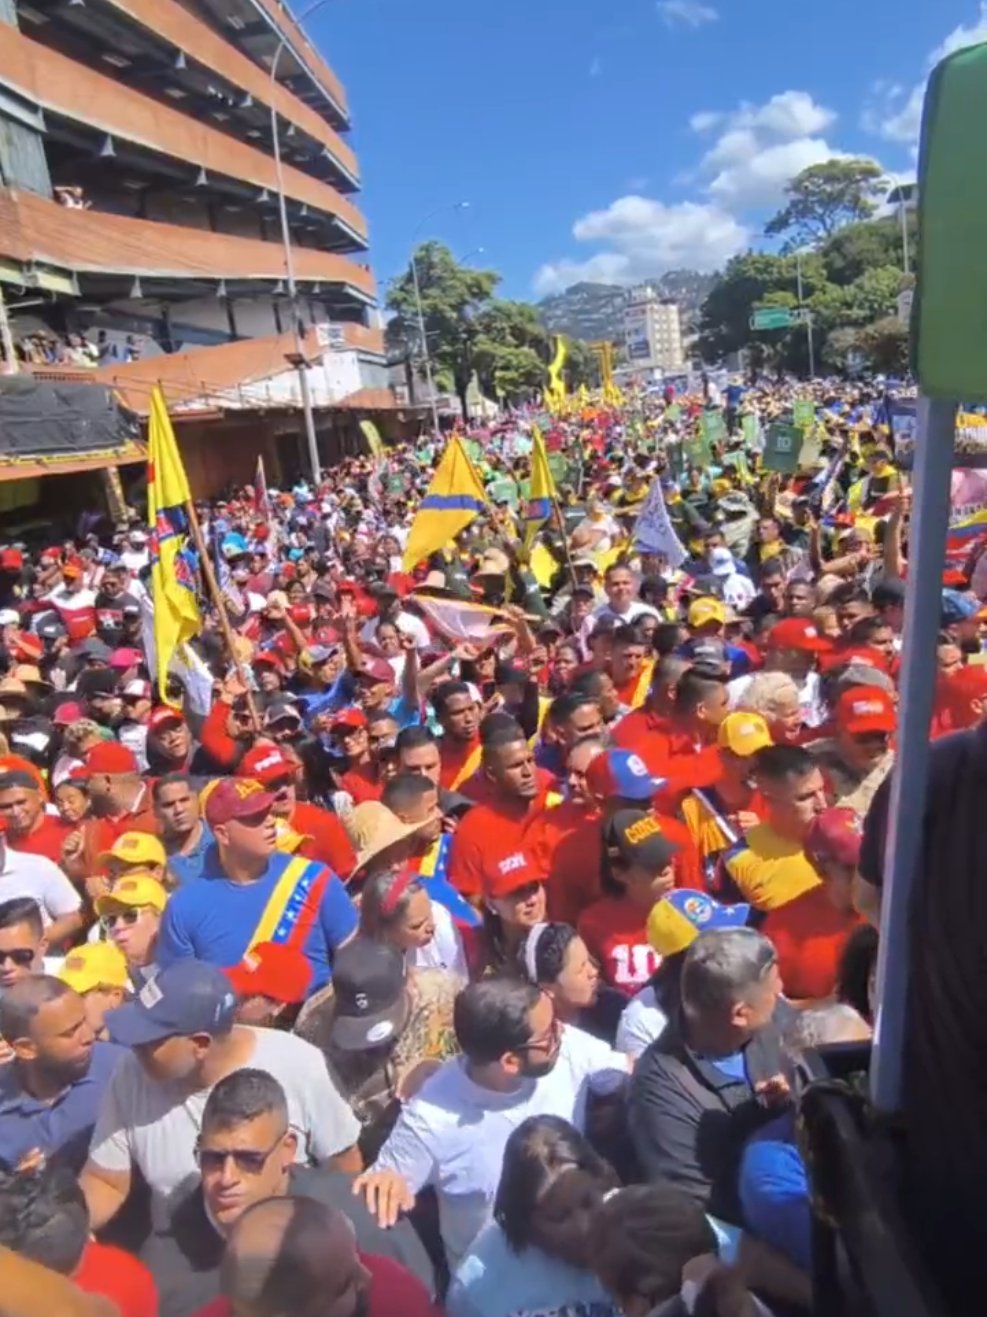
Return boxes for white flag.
[633,477,686,567]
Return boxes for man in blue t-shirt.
[156,778,357,989]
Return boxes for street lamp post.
[269,0,337,484]
[409,201,469,437]
[795,247,816,379]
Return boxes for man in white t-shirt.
[79,959,362,1233]
[592,563,662,627]
[0,831,83,947]
[355,977,628,1269]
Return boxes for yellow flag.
[402,436,487,572]
[523,425,557,550]
[360,419,385,461]
[147,386,201,701]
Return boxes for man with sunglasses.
[0,898,58,1000]
[144,1068,436,1317]
[94,872,167,988]
[237,744,356,879]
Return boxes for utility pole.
[796,248,816,379]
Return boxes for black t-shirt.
[144,1168,435,1317]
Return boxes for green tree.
[820,214,915,286]
[856,316,909,374]
[766,158,887,248]
[387,242,500,421]
[698,253,793,361]
[563,339,599,391]
[472,299,550,405]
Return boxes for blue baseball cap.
[105,960,238,1047]
[941,589,979,624]
[585,749,667,802]
[647,890,751,958]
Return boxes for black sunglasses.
[0,948,34,967]
[196,1132,284,1175]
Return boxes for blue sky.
[313,0,987,301]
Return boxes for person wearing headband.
[516,922,624,1046]
[360,865,467,980]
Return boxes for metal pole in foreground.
[870,395,956,1112]
[269,0,335,484]
[411,252,441,438]
[796,249,816,378]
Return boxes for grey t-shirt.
[88,1026,360,1230]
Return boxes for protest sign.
[487,477,519,509]
[701,411,727,445]
[763,421,803,473]
[793,400,816,429]
[683,433,712,469]
[741,413,761,449]
[633,477,686,567]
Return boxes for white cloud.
[692,90,842,211]
[865,4,987,149]
[532,196,749,295]
[657,0,718,28]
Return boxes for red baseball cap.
[52,701,85,726]
[147,706,185,733]
[86,741,139,774]
[332,708,368,730]
[356,657,395,685]
[481,849,543,901]
[820,645,889,674]
[252,651,285,672]
[805,807,862,870]
[204,778,275,829]
[109,648,144,671]
[224,941,313,1005]
[62,561,83,580]
[0,549,23,572]
[767,618,833,653]
[835,686,896,736]
[237,744,293,785]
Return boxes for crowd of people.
[0,372,979,1317]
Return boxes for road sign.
[749,307,810,331]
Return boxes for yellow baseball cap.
[94,871,169,917]
[687,597,726,629]
[57,943,130,994]
[717,712,773,758]
[647,891,752,959]
[98,831,166,869]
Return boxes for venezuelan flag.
[147,386,201,701]
[523,425,556,549]
[402,436,487,572]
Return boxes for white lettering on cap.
[804,626,818,638]
[853,700,883,716]
[255,752,284,773]
[499,853,526,875]
[354,992,369,1011]
[627,754,647,777]
[139,979,163,1009]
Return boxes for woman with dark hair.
[447,1115,621,1317]
[548,641,582,695]
[463,853,547,979]
[360,864,467,979]
[591,1184,718,1317]
[835,922,879,1024]
[577,810,679,996]
[517,921,626,1045]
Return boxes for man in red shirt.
[448,722,558,897]
[431,680,482,793]
[613,664,729,800]
[237,743,356,878]
[0,769,71,865]
[189,1195,441,1317]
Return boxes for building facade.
[0,0,400,508]
[622,287,685,377]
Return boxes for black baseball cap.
[330,937,409,1051]
[605,809,681,871]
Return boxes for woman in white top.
[359,865,468,980]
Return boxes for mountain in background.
[537,271,716,342]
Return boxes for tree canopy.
[765,158,888,248]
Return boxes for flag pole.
[184,499,262,734]
[551,491,579,591]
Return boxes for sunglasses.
[196,1133,284,1175]
[0,948,34,967]
[100,908,145,931]
[265,776,294,793]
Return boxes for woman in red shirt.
[578,809,679,996]
[463,850,547,980]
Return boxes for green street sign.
[751,307,795,331]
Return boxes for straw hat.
[0,677,28,701]
[343,801,426,874]
[472,548,511,579]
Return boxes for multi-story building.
[0,0,403,516]
[622,287,685,378]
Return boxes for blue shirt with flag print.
[156,850,357,988]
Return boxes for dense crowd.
[0,373,980,1317]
